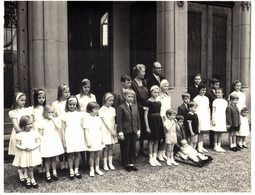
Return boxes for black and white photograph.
[1,0,253,193]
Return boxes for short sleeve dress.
[193,95,211,131]
[12,130,42,168]
[52,100,66,117]
[61,111,86,153]
[38,118,64,158]
[8,108,33,155]
[98,106,118,145]
[158,93,171,118]
[164,119,177,144]
[76,94,97,112]
[185,112,199,137]
[32,105,44,132]
[147,100,164,140]
[236,116,250,136]
[83,115,104,151]
[211,98,228,132]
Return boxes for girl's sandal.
[69,174,75,180]
[26,181,32,189]
[46,176,52,183]
[32,182,39,189]
[52,174,59,181]
[74,173,82,179]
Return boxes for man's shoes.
[129,165,138,171]
[242,145,248,148]
[125,166,132,172]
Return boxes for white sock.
[69,169,74,175]
[52,169,57,175]
[74,168,79,174]
[17,169,24,179]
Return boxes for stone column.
[156,1,188,110]
[28,1,69,103]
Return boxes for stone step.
[4,109,11,123]
[4,123,13,135]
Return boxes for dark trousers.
[209,130,215,147]
[121,132,136,167]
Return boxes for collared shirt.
[153,73,160,83]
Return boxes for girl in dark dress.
[131,64,149,156]
[144,85,164,166]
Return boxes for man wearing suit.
[206,78,220,148]
[117,89,141,172]
[147,62,165,90]
[226,94,241,151]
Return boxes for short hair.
[153,62,161,68]
[165,109,177,116]
[123,89,135,97]
[210,78,220,85]
[65,95,81,112]
[194,73,201,78]
[176,115,184,121]
[216,88,224,94]
[11,92,26,109]
[197,84,206,91]
[19,115,33,130]
[57,84,69,101]
[132,64,146,77]
[240,107,248,114]
[33,88,46,107]
[43,105,56,119]
[187,101,198,109]
[102,92,114,105]
[86,101,100,113]
[182,92,190,99]
[229,94,239,101]
[121,75,131,82]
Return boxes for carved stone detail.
[177,1,184,8]
[240,1,251,11]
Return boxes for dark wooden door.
[68,2,112,104]
[188,3,232,93]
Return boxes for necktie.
[129,104,132,112]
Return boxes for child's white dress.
[211,98,228,132]
[158,93,171,118]
[61,111,86,153]
[8,108,33,155]
[229,91,246,111]
[194,95,211,131]
[12,130,42,168]
[236,116,250,137]
[99,106,118,145]
[76,94,96,112]
[52,100,66,117]
[38,118,64,158]
[32,105,44,132]
[83,114,104,151]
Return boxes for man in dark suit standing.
[206,78,220,148]
[147,62,165,90]
[117,89,141,172]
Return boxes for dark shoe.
[125,166,132,172]
[237,145,243,150]
[26,181,32,189]
[32,182,39,189]
[130,165,138,171]
[69,174,75,180]
[243,145,248,148]
[46,176,52,183]
[74,173,82,179]
[19,178,26,186]
[52,174,59,181]
[229,147,237,152]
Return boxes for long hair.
[33,88,46,108]
[229,80,242,94]
[57,84,69,101]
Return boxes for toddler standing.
[99,92,118,171]
[236,107,249,148]
[12,115,42,189]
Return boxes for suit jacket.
[177,103,189,121]
[187,84,199,100]
[146,74,165,90]
[206,88,217,110]
[226,103,240,128]
[117,102,141,134]
[113,90,137,109]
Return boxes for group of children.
[7,75,250,189]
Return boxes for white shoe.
[166,159,172,166]
[108,164,115,170]
[103,165,109,171]
[202,147,208,153]
[157,156,165,162]
[95,169,104,176]
[149,159,156,167]
[154,159,162,166]
[171,159,179,166]
[163,155,168,161]
[89,170,95,177]
[214,146,220,152]
[218,146,226,153]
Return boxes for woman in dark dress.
[131,64,149,156]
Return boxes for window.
[100,12,108,47]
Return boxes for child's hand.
[226,125,231,129]
[118,134,125,140]
[146,128,151,134]
[137,130,141,138]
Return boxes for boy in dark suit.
[187,74,202,100]
[117,89,141,172]
[177,92,190,122]
[226,94,241,151]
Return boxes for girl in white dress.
[229,80,246,111]
[52,84,70,170]
[8,92,32,184]
[236,107,249,148]
[193,84,211,153]
[76,78,97,112]
[211,88,228,152]
[157,79,171,161]
[38,105,64,182]
[99,92,117,171]
[13,115,42,189]
[62,96,85,180]
[83,102,104,177]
